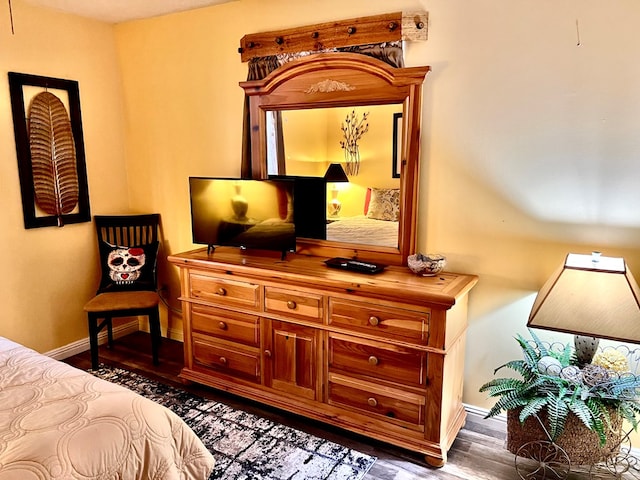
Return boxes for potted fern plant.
[480,330,640,465]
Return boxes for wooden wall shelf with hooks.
[238,11,428,62]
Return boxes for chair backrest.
[94,214,161,294]
[95,214,160,247]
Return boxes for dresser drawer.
[329,299,428,342]
[191,304,259,347]
[328,374,425,428]
[189,272,260,311]
[192,335,260,383]
[264,286,323,323]
[329,334,426,386]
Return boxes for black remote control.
[324,257,386,274]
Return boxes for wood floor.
[62,331,576,480]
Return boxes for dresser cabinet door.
[263,319,320,401]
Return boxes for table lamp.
[527,252,640,365]
[324,163,349,217]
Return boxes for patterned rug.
[91,366,377,480]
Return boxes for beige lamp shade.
[527,253,640,344]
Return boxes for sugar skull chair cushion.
[97,241,159,293]
[83,214,161,370]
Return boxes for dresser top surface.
[169,248,478,309]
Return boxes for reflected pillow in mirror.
[366,188,400,221]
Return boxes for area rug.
[91,365,377,480]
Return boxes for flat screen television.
[189,177,296,257]
[268,175,327,241]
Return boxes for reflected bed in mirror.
[268,104,401,249]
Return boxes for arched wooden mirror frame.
[240,53,430,266]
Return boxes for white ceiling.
[22,0,235,24]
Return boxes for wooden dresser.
[169,247,478,466]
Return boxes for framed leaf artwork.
[8,72,90,228]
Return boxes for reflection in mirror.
[266,104,402,248]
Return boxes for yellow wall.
[4,0,640,418]
[0,1,130,351]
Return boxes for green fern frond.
[479,377,526,397]
[519,397,548,422]
[494,359,539,382]
[494,359,526,375]
[546,390,569,440]
[485,390,530,418]
[617,401,640,431]
[585,398,608,445]
[567,398,595,431]
[554,343,573,367]
[516,334,542,368]
[528,329,549,357]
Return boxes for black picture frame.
[8,72,90,229]
[392,112,402,178]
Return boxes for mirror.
[240,53,430,266]
[270,104,403,249]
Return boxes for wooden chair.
[83,214,161,370]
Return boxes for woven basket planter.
[507,408,623,465]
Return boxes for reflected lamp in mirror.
[527,252,640,365]
[324,163,349,218]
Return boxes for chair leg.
[88,313,100,370]
[106,316,114,348]
[149,307,161,366]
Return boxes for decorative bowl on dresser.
[169,247,478,466]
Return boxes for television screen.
[189,177,296,255]
[268,175,327,240]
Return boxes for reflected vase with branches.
[340,110,369,176]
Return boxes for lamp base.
[328,187,341,217]
[574,335,600,366]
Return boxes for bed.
[325,187,400,248]
[326,215,398,248]
[0,337,214,479]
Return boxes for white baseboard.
[463,403,506,424]
[45,320,139,360]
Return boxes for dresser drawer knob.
[367,397,378,407]
[216,287,227,296]
[368,316,380,326]
[264,349,272,358]
[368,355,379,366]
[219,356,227,365]
[218,321,227,330]
[286,300,297,310]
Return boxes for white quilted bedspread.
[0,337,214,480]
[326,215,399,248]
